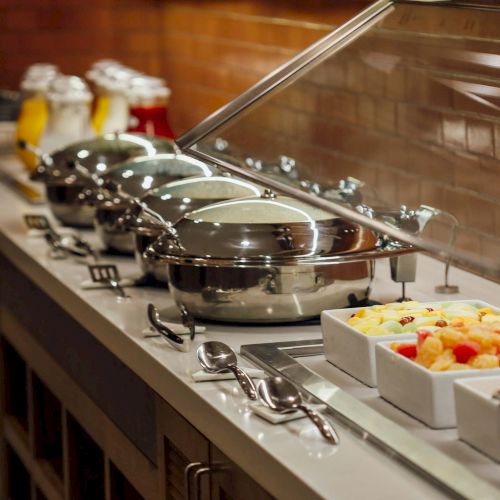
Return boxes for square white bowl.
[321,307,415,387]
[322,300,496,388]
[376,341,500,429]
[454,376,500,462]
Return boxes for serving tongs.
[146,303,192,352]
[88,263,129,298]
[24,213,97,262]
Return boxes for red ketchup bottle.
[126,76,175,140]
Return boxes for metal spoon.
[196,342,257,400]
[258,376,339,444]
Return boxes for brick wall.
[206,3,500,278]
[0,0,368,133]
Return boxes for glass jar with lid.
[38,75,95,154]
[15,63,59,171]
[126,76,175,139]
[95,67,141,135]
[86,59,123,133]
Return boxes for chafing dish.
[144,189,415,323]
[119,175,263,282]
[25,132,175,226]
[80,154,215,254]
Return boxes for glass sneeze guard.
[178,0,500,281]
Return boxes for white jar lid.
[85,59,123,82]
[126,75,171,100]
[47,75,93,103]
[20,63,59,93]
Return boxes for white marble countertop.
[1,177,500,500]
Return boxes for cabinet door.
[157,400,211,500]
[210,446,274,500]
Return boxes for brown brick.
[466,119,495,157]
[494,123,500,160]
[442,114,466,150]
[375,100,396,134]
[357,95,375,129]
[466,195,496,234]
[419,180,445,212]
[397,104,442,145]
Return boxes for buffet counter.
[1,179,499,500]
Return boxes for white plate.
[376,341,500,429]
[322,300,496,388]
[454,375,500,462]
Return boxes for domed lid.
[101,154,215,197]
[32,133,176,184]
[148,175,262,201]
[186,189,334,224]
[149,189,379,266]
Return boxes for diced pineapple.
[429,349,455,371]
[469,354,499,369]
[436,327,466,349]
[356,308,368,318]
[468,325,495,349]
[414,316,441,327]
[415,336,443,368]
[355,319,381,334]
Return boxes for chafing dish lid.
[185,190,334,224]
[153,190,378,263]
[102,154,215,197]
[37,133,176,183]
[146,175,262,202]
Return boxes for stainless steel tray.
[241,339,500,500]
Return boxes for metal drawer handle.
[184,462,224,500]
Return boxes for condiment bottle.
[38,75,95,154]
[97,68,140,135]
[15,63,59,171]
[126,76,175,139]
[86,59,123,134]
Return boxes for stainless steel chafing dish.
[78,154,215,254]
[24,132,175,226]
[118,175,264,282]
[144,189,415,323]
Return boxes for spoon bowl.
[197,342,257,400]
[258,377,339,444]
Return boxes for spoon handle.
[229,365,257,400]
[299,405,339,445]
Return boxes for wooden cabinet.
[210,446,274,500]
[0,261,273,500]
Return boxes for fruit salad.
[347,301,500,336]
[391,321,500,371]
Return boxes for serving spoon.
[196,341,257,400]
[258,376,339,444]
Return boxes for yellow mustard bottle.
[91,91,110,134]
[15,64,58,171]
[15,93,48,171]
